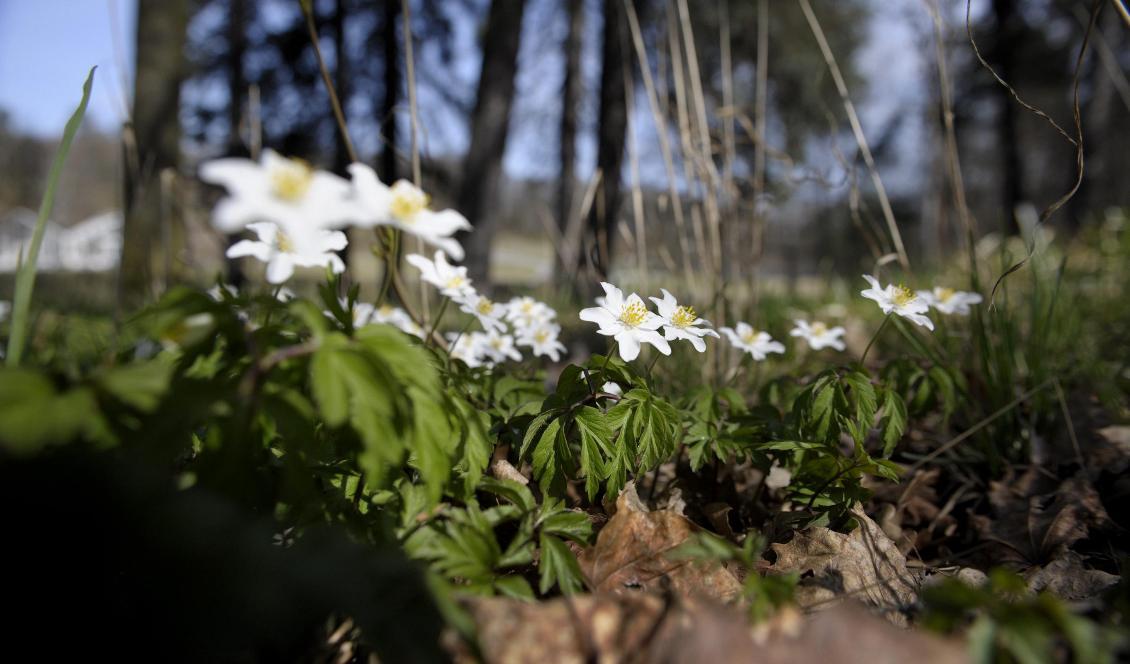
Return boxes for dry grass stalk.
[797,0,911,272]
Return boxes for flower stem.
[425,296,450,348]
[860,313,892,366]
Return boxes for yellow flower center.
[476,298,495,315]
[936,287,955,303]
[671,305,697,328]
[521,301,535,313]
[378,305,394,316]
[270,160,313,202]
[618,301,648,328]
[445,275,465,290]
[892,284,915,307]
[490,337,503,349]
[534,329,549,343]
[741,330,758,345]
[389,181,429,222]
[811,322,828,335]
[275,229,295,254]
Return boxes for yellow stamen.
[671,305,697,328]
[811,322,828,335]
[893,284,915,307]
[618,301,648,328]
[476,298,495,315]
[389,181,429,222]
[270,159,313,202]
[534,329,549,343]
[521,301,535,313]
[445,275,466,290]
[936,287,955,302]
[275,229,295,253]
[378,305,394,316]
[741,329,759,345]
[490,337,503,349]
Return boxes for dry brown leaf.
[971,468,1111,566]
[578,482,742,601]
[769,507,918,626]
[1025,551,1120,601]
[454,595,967,664]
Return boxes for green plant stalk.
[425,296,450,349]
[859,313,891,367]
[7,67,95,366]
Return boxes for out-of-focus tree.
[458,0,528,284]
[556,0,584,279]
[120,0,190,303]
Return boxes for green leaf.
[879,388,908,458]
[94,357,174,411]
[538,532,585,595]
[538,506,592,544]
[310,337,350,427]
[531,417,564,490]
[0,370,112,453]
[7,67,95,366]
[574,406,612,500]
[494,575,535,600]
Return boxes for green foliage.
[520,356,681,500]
[921,570,1125,664]
[403,478,592,597]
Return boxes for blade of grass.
[7,67,95,366]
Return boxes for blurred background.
[0,0,1127,311]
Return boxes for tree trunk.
[583,0,633,283]
[457,0,527,284]
[226,0,248,158]
[380,0,400,184]
[225,0,248,288]
[556,0,584,277]
[120,0,189,304]
[991,0,1024,235]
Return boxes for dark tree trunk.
[226,0,248,158]
[991,0,1024,235]
[583,0,633,283]
[120,0,189,303]
[225,0,248,288]
[380,0,400,184]
[557,0,584,276]
[457,0,527,284]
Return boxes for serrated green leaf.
[879,388,908,458]
[538,532,585,595]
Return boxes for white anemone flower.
[789,320,847,351]
[505,296,556,331]
[200,149,355,232]
[517,322,567,362]
[917,287,983,316]
[372,304,424,338]
[342,300,375,327]
[405,251,474,298]
[347,164,471,260]
[448,331,485,368]
[648,288,719,353]
[457,292,507,334]
[480,329,523,364]
[579,282,670,362]
[719,322,786,361]
[227,221,346,284]
[601,381,623,397]
[861,275,934,330]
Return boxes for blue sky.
[0,0,136,135]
